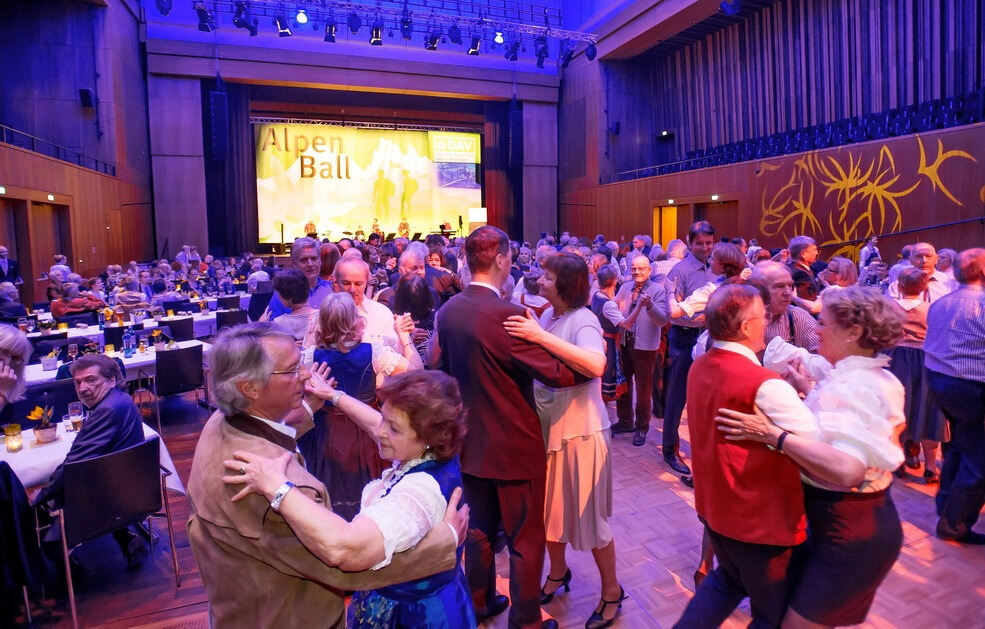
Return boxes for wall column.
[147,75,209,258]
[521,101,558,243]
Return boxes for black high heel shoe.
[585,586,628,629]
[540,568,572,604]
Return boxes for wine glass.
[67,344,79,361]
[25,319,36,333]
[16,317,28,332]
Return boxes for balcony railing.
[1,123,116,176]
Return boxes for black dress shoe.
[664,454,691,475]
[632,430,646,446]
[542,621,559,629]
[611,423,635,434]
[679,475,694,488]
[936,525,985,545]
[475,594,509,623]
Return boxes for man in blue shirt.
[263,237,333,320]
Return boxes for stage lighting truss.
[167,1,598,65]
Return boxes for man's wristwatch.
[270,481,296,511]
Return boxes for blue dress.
[348,457,476,628]
[298,345,384,521]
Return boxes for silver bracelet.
[331,390,345,406]
[270,481,296,512]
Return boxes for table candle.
[3,425,22,453]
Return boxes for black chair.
[233,283,248,293]
[30,338,75,365]
[135,326,171,345]
[12,379,79,427]
[102,324,142,350]
[248,292,273,322]
[153,344,204,432]
[254,280,273,294]
[30,302,49,313]
[54,312,98,327]
[216,295,240,310]
[216,309,248,331]
[53,437,179,628]
[163,316,194,342]
[160,299,191,314]
[27,331,67,346]
[0,313,37,326]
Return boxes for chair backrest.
[165,316,195,342]
[62,437,161,547]
[248,292,273,322]
[216,309,248,331]
[28,331,68,346]
[31,302,49,313]
[12,378,79,427]
[135,326,171,344]
[30,338,74,364]
[216,295,240,310]
[0,313,37,326]
[154,344,204,396]
[161,299,191,314]
[55,311,98,327]
[254,280,273,294]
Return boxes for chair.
[28,331,67,346]
[53,437,179,629]
[152,344,204,432]
[12,379,79,427]
[216,309,248,331]
[102,324,141,350]
[248,291,273,322]
[134,325,171,344]
[254,280,273,294]
[164,316,195,342]
[30,338,75,364]
[0,313,37,326]
[54,312,98,327]
[31,302,49,313]
[216,295,240,310]
[160,299,191,314]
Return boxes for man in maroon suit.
[433,226,581,629]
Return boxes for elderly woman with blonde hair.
[298,291,421,520]
[0,324,32,423]
[717,286,906,627]
[792,255,858,315]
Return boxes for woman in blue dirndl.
[224,369,475,628]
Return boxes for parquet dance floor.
[20,399,985,628]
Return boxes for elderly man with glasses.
[187,323,463,628]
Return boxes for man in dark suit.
[31,354,147,563]
[0,246,22,285]
[0,282,27,318]
[433,226,582,629]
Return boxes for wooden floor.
[17,397,985,629]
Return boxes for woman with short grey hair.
[0,324,32,419]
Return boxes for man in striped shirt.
[924,248,985,545]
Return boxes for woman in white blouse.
[222,370,475,628]
[716,286,906,628]
[668,242,749,320]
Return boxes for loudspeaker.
[79,88,95,108]
[508,105,523,169]
[209,90,228,160]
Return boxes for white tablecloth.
[24,340,212,387]
[0,421,185,494]
[28,312,218,344]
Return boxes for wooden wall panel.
[560,124,985,264]
[0,144,154,301]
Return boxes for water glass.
[68,402,84,420]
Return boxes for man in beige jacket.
[187,323,464,628]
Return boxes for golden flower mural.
[758,136,977,261]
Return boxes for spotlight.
[711,194,720,201]
[0,186,5,195]
[370,24,383,45]
[233,1,258,36]
[400,15,413,39]
[347,12,362,34]
[47,194,55,201]
[274,15,292,37]
[560,40,574,69]
[425,30,440,51]
[468,35,481,55]
[295,9,308,25]
[448,24,462,45]
[154,0,173,16]
[324,20,338,42]
[668,198,675,204]
[494,31,504,44]
[659,130,674,141]
[504,40,520,61]
[194,2,215,32]
[534,35,548,68]
[585,42,597,61]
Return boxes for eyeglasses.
[270,364,302,377]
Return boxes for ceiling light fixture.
[534,35,548,68]
[370,23,383,45]
[711,194,720,201]
[425,30,441,50]
[468,35,481,55]
[347,12,362,34]
[585,42,597,61]
[232,1,258,36]
[274,14,293,37]
[447,24,462,45]
[324,20,338,42]
[194,2,215,32]
[494,31,504,44]
[504,39,520,61]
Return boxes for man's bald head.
[752,261,794,314]
[910,242,938,274]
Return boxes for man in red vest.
[674,284,823,627]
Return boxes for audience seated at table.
[150,279,185,308]
[0,282,27,318]
[0,324,31,425]
[50,282,106,319]
[30,354,149,567]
